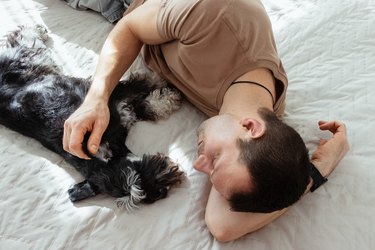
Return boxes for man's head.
[193,108,310,213]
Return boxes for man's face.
[193,114,252,199]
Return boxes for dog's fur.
[0,25,184,211]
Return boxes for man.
[63,0,349,242]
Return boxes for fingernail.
[91,144,98,152]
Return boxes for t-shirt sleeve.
[157,0,226,42]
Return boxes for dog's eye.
[159,188,168,199]
[3,72,21,83]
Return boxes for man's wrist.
[310,159,332,178]
[86,80,113,103]
[86,91,109,103]
[304,177,314,195]
[309,162,328,192]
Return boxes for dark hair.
[229,108,310,213]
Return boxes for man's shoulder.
[162,0,230,17]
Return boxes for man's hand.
[63,97,110,159]
[311,121,349,177]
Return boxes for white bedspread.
[1,0,374,249]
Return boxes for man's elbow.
[207,223,234,242]
[205,213,255,243]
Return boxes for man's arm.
[63,0,168,158]
[205,120,349,242]
[206,178,314,242]
[205,187,288,242]
[89,0,166,99]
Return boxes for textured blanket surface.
[0,0,374,249]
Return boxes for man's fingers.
[318,120,327,126]
[69,128,91,159]
[87,122,106,155]
[318,120,347,135]
[318,120,336,131]
[63,121,71,152]
[63,119,90,159]
[62,99,109,159]
[318,120,349,155]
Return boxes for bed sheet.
[0,0,374,249]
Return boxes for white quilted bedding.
[1,0,374,249]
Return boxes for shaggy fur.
[0,25,184,211]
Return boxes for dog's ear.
[137,153,184,204]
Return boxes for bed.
[0,0,374,249]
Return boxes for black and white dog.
[0,25,184,211]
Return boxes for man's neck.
[220,68,276,118]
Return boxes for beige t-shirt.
[126,0,288,117]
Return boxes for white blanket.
[1,0,374,249]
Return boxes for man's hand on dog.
[63,97,109,159]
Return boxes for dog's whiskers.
[116,167,146,211]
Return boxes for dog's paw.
[116,101,137,129]
[145,87,182,119]
[6,24,49,49]
[68,180,97,202]
[33,24,49,42]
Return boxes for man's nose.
[193,155,212,175]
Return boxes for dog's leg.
[115,101,138,130]
[68,180,98,202]
[115,85,182,124]
[111,74,182,125]
[141,86,182,120]
[0,25,60,75]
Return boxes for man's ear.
[240,118,265,139]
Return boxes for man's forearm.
[205,187,288,242]
[87,16,144,102]
[86,0,169,102]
